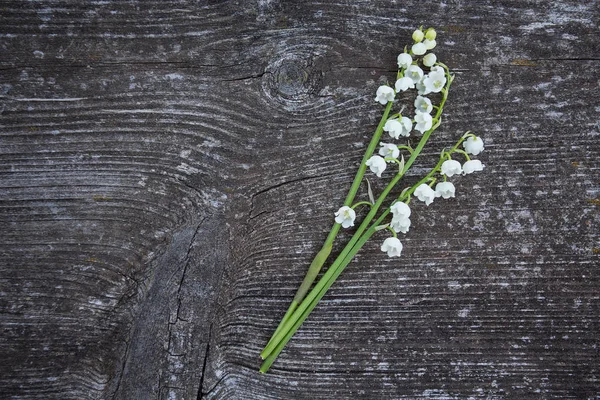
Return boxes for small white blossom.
[423,53,437,67]
[383,117,411,139]
[414,95,433,114]
[422,69,446,95]
[334,206,356,228]
[463,136,485,155]
[374,85,395,105]
[395,77,415,92]
[424,38,436,50]
[412,29,424,42]
[390,201,411,219]
[463,159,485,174]
[414,183,436,205]
[441,159,462,177]
[366,155,387,177]
[381,237,403,257]
[412,42,426,55]
[390,216,411,234]
[397,53,413,69]
[379,142,400,159]
[414,111,433,134]
[406,65,424,84]
[435,181,456,199]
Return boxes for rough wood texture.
[1,1,599,399]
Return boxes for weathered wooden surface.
[1,0,599,399]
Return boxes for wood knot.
[262,53,323,110]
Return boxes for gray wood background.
[1,1,599,399]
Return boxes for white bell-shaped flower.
[390,216,411,234]
[381,237,403,257]
[414,112,433,134]
[463,159,485,174]
[414,95,433,114]
[422,69,446,95]
[414,183,436,205]
[395,77,415,92]
[334,206,356,228]
[424,38,436,50]
[374,85,395,105]
[412,42,426,55]
[435,182,456,199]
[441,160,463,177]
[463,136,485,155]
[397,53,413,70]
[379,142,400,159]
[423,53,437,67]
[383,117,411,139]
[366,155,387,177]
[390,201,411,219]
[406,65,424,84]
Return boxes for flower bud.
[412,29,424,43]
[411,42,426,56]
[424,39,436,50]
[425,28,437,41]
[423,53,437,67]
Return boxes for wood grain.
[1,0,599,399]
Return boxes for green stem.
[262,101,394,356]
[351,200,373,209]
[260,229,376,373]
[294,100,393,303]
[260,166,406,360]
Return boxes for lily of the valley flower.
[412,42,426,55]
[424,38,436,50]
[390,201,411,219]
[463,136,485,155]
[375,85,395,105]
[334,206,356,228]
[414,183,436,205]
[390,216,411,234]
[366,155,387,177]
[390,201,411,234]
[397,53,413,70]
[406,65,424,84]
[395,77,415,92]
[381,237,403,257]
[414,112,433,134]
[379,142,400,159]
[422,66,446,95]
[390,217,410,233]
[441,159,463,177]
[423,53,437,67]
[435,181,456,199]
[414,95,433,114]
[463,159,485,174]
[384,117,412,139]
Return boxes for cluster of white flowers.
[412,134,486,208]
[369,29,446,179]
[338,27,485,259]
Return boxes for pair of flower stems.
[260,63,463,373]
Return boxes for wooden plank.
[1,0,599,399]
